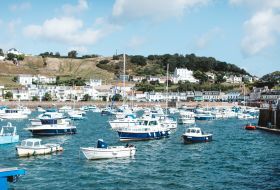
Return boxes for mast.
[123,53,126,103]
[166,64,169,115]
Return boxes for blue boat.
[116,118,170,141]
[0,167,25,190]
[182,127,212,143]
[0,122,19,144]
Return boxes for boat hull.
[245,126,256,130]
[16,144,63,157]
[80,147,136,160]
[27,128,77,136]
[117,131,169,141]
[0,135,19,144]
[182,134,212,143]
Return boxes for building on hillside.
[132,76,146,82]
[173,68,199,83]
[86,79,102,87]
[7,48,23,55]
[202,91,221,102]
[260,90,280,103]
[206,72,216,83]
[34,75,56,84]
[225,75,243,84]
[0,55,5,61]
[249,86,269,102]
[194,91,203,101]
[17,74,33,86]
[226,91,240,102]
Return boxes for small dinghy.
[182,127,212,143]
[245,123,256,130]
[16,138,63,157]
[80,139,136,160]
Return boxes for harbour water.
[1,111,280,190]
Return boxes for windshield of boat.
[26,141,33,147]
[149,121,157,126]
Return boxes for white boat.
[178,111,196,124]
[109,114,138,130]
[59,106,72,113]
[16,138,63,157]
[0,109,28,119]
[68,110,85,120]
[80,139,136,160]
[36,106,46,113]
[0,122,19,144]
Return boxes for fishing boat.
[182,127,212,143]
[245,123,256,130]
[116,118,170,141]
[80,139,136,160]
[0,122,19,144]
[16,138,63,157]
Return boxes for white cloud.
[127,36,146,49]
[241,10,280,56]
[112,0,210,22]
[230,1,280,56]
[62,0,88,15]
[23,17,119,46]
[10,2,31,12]
[195,27,222,49]
[8,18,21,33]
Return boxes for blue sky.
[0,0,279,77]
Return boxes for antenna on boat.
[123,53,126,104]
[166,64,169,115]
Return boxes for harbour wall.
[258,108,280,129]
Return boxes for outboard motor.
[97,139,108,148]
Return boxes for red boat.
[245,123,256,130]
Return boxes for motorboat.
[0,122,19,144]
[16,138,63,157]
[195,113,215,121]
[245,123,256,130]
[116,118,170,141]
[109,114,138,130]
[178,111,196,124]
[182,127,212,143]
[68,110,85,120]
[0,109,28,119]
[80,139,136,160]
[25,118,77,136]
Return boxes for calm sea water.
[1,112,280,190]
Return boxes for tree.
[112,94,122,101]
[43,92,52,101]
[216,74,226,84]
[82,94,91,101]
[130,55,147,66]
[99,59,110,64]
[193,71,208,84]
[55,52,60,57]
[5,91,13,99]
[0,48,4,56]
[32,96,39,101]
[68,50,77,58]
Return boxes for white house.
[18,74,33,86]
[86,79,102,87]
[34,75,56,84]
[226,75,243,84]
[0,55,5,61]
[173,68,199,83]
[7,48,23,55]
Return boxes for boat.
[80,139,136,160]
[67,110,85,120]
[25,118,77,136]
[116,118,170,141]
[0,108,28,119]
[16,138,63,157]
[195,112,215,121]
[109,114,138,130]
[245,123,256,130]
[0,122,19,144]
[178,111,196,124]
[182,127,212,143]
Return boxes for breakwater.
[258,108,280,132]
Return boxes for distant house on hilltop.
[173,68,199,83]
[7,48,23,55]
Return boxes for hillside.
[0,56,115,87]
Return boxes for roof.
[22,138,42,142]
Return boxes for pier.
[258,105,280,133]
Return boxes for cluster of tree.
[98,59,110,64]
[55,77,86,86]
[254,71,280,89]
[6,53,24,61]
[39,52,61,58]
[81,54,99,59]
[0,49,4,56]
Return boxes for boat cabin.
[0,123,17,136]
[185,127,204,135]
[20,139,42,148]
